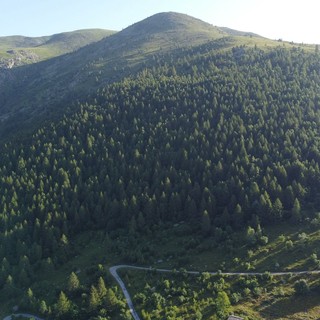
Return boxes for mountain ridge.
[0,29,116,68]
[119,11,226,41]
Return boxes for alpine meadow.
[1,12,320,320]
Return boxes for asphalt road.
[109,264,320,320]
[109,265,141,320]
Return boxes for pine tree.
[292,198,301,221]
[106,288,118,311]
[39,300,48,315]
[68,272,80,292]
[97,276,107,299]
[89,285,100,311]
[55,291,71,316]
[273,198,283,219]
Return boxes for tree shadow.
[259,293,320,318]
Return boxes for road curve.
[109,265,142,320]
[109,265,320,320]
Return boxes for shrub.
[294,279,310,295]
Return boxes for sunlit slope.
[0,29,115,67]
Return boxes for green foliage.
[68,272,80,292]
[55,291,71,316]
[89,285,101,311]
[39,300,48,315]
[291,198,302,222]
[215,291,232,318]
[294,279,310,295]
[97,277,107,300]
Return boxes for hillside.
[1,12,320,319]
[220,26,262,38]
[1,44,320,318]
[0,29,115,68]
[0,12,290,141]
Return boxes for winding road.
[4,266,320,320]
[109,265,320,320]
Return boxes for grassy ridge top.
[118,12,226,49]
[0,29,116,62]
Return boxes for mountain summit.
[79,12,226,61]
[118,12,225,48]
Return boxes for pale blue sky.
[1,0,319,44]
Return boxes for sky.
[1,0,319,44]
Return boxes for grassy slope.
[0,29,116,61]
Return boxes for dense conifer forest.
[1,22,320,318]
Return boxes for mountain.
[0,13,223,136]
[1,11,320,320]
[0,29,116,68]
[0,12,293,140]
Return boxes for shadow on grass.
[260,292,320,318]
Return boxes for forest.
[1,44,320,318]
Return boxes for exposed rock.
[0,49,40,69]
[12,305,19,312]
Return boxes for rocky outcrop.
[0,50,39,69]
